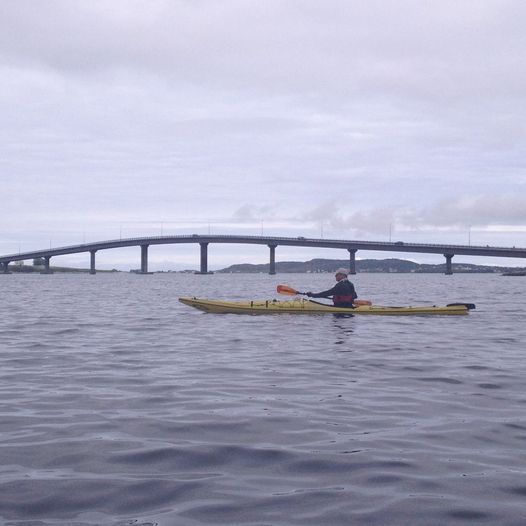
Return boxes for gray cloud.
[404,194,526,229]
[2,1,525,101]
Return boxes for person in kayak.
[306,268,357,308]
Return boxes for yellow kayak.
[178,297,475,315]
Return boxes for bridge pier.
[90,250,97,274]
[1,261,11,274]
[139,245,152,274]
[195,242,212,274]
[444,254,454,275]
[268,244,277,275]
[41,256,53,274]
[348,249,357,275]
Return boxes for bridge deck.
[1,235,525,263]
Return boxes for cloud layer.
[1,1,525,266]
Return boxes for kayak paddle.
[277,284,305,295]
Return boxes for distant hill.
[217,258,525,274]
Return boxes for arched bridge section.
[1,234,525,275]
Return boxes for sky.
[1,0,525,270]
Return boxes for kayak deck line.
[178,297,475,315]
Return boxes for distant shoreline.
[216,257,526,274]
[5,265,119,274]
[5,257,525,274]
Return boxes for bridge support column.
[348,249,357,275]
[140,245,150,274]
[41,256,53,274]
[1,261,12,274]
[268,244,277,275]
[195,242,210,274]
[90,250,97,274]
[444,254,453,275]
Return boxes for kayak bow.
[178,297,475,315]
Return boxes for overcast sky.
[1,0,525,269]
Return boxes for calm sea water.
[1,272,525,525]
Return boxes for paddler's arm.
[306,285,338,298]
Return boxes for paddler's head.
[335,268,348,281]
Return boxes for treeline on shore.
[217,258,526,274]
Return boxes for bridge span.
[1,234,525,275]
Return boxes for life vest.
[333,294,355,305]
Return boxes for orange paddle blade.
[277,284,298,295]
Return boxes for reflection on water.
[331,316,355,346]
[1,273,525,525]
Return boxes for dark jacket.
[309,279,357,307]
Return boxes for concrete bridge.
[1,234,525,275]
